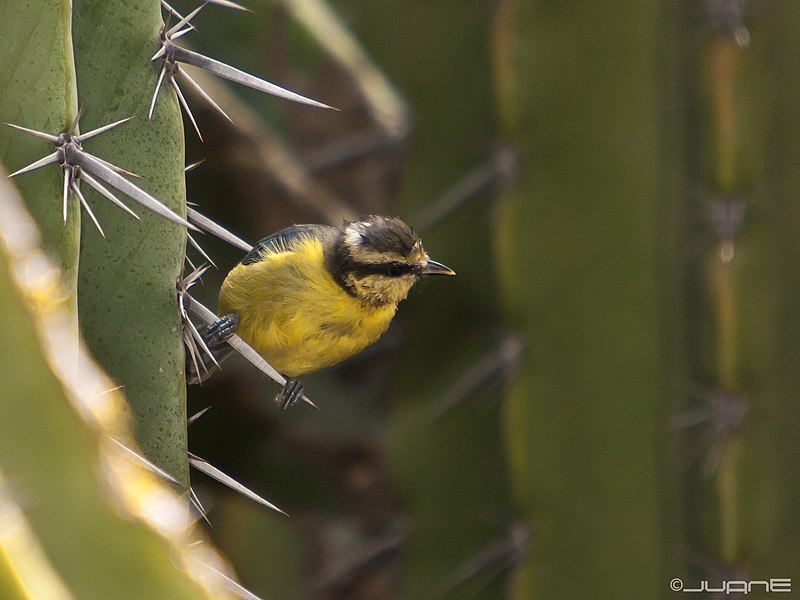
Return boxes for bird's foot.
[275,378,304,410]
[186,313,239,384]
[202,313,239,349]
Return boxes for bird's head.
[328,215,455,306]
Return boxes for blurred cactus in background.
[492,1,664,597]
[665,0,800,588]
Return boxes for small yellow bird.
[191,215,454,407]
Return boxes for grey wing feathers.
[240,224,334,265]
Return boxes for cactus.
[668,0,800,584]
[72,0,191,485]
[492,1,664,598]
[0,0,189,482]
[491,0,800,596]
[0,0,80,312]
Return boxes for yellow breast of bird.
[218,237,397,377]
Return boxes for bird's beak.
[421,259,456,277]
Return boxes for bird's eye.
[386,265,405,277]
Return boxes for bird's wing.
[240,224,334,265]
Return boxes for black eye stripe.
[353,262,417,278]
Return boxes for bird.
[189,215,455,408]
